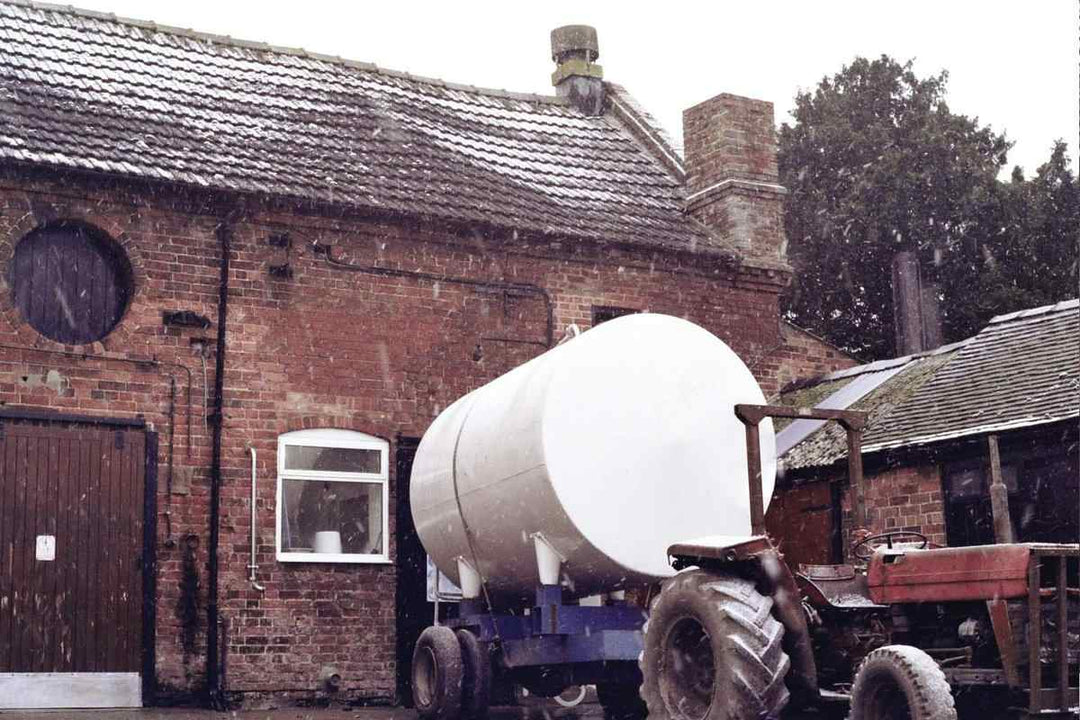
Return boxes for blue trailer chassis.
[445,585,645,668]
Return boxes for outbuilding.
[0,1,849,708]
[768,299,1079,568]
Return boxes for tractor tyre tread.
[849,645,956,720]
[640,569,790,720]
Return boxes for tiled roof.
[863,299,1079,452]
[777,348,961,470]
[0,1,729,256]
[778,299,1079,470]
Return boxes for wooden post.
[987,434,1014,544]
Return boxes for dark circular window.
[10,221,134,344]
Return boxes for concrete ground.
[0,704,845,720]
[0,705,603,720]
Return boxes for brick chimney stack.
[683,94,788,260]
[550,25,604,116]
[892,251,943,356]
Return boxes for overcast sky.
[72,0,1078,178]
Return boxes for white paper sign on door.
[35,535,56,561]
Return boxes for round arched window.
[9,221,134,344]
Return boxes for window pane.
[281,479,384,555]
[947,467,984,498]
[284,445,381,473]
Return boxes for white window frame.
[276,428,391,564]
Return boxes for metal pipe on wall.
[0,343,194,456]
[206,211,234,710]
[316,242,555,348]
[248,447,265,592]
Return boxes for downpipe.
[248,447,265,592]
[206,211,234,710]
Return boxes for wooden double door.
[0,418,153,699]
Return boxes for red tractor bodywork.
[867,544,1032,604]
[721,404,1080,718]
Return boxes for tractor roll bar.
[734,404,868,537]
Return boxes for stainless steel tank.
[409,313,776,599]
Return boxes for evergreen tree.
[778,56,1012,357]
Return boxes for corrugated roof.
[0,1,730,256]
[777,299,1079,470]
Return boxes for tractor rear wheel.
[849,645,956,720]
[412,626,464,720]
[640,569,790,720]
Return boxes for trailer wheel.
[849,645,956,720]
[639,570,790,720]
[597,681,647,720]
[456,629,491,720]
[412,626,464,720]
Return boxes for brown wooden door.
[765,480,838,567]
[0,421,146,673]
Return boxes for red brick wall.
[839,463,947,554]
[0,170,789,703]
[759,321,860,397]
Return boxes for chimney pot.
[551,25,599,63]
[550,25,604,115]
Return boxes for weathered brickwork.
[683,94,787,260]
[683,94,779,185]
[839,463,947,553]
[760,322,860,397]
[0,166,802,703]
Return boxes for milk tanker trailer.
[409,314,1079,720]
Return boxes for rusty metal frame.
[734,404,867,537]
[987,598,1020,687]
[1022,546,1079,717]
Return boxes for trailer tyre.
[639,570,790,720]
[849,645,956,720]
[412,626,464,720]
[456,629,491,720]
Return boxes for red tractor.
[639,404,1078,720]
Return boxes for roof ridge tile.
[0,0,570,107]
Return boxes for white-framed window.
[276,429,390,564]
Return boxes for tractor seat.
[795,564,887,610]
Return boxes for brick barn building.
[0,1,849,708]
[768,299,1079,569]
